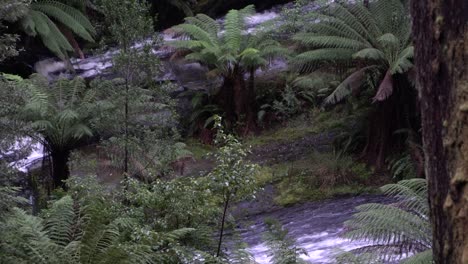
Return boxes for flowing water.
[238,195,390,263]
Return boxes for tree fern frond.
[32,1,95,41]
[184,13,220,39]
[172,24,215,46]
[293,33,368,50]
[401,250,433,264]
[224,9,242,53]
[324,67,373,105]
[345,179,431,262]
[352,48,386,61]
[391,46,414,74]
[44,196,76,247]
[293,48,355,70]
[328,2,375,44]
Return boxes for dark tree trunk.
[217,74,237,127]
[217,66,258,134]
[361,75,418,169]
[58,24,85,59]
[51,150,71,190]
[411,0,467,262]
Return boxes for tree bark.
[58,24,85,59]
[411,0,467,262]
[51,150,71,190]
[217,65,258,134]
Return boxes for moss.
[255,166,274,186]
[245,108,348,147]
[185,138,214,160]
[269,150,382,206]
[274,182,379,206]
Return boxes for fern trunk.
[218,66,258,134]
[361,74,418,169]
[411,0,468,262]
[58,24,85,59]
[51,150,71,190]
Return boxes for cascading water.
[237,195,391,263]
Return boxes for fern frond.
[32,1,95,41]
[184,13,220,39]
[172,23,215,46]
[401,250,433,264]
[391,46,414,74]
[224,9,242,53]
[294,48,355,70]
[293,34,368,50]
[44,196,76,247]
[345,179,431,262]
[352,48,386,61]
[324,67,374,105]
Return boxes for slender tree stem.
[216,194,230,257]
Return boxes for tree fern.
[292,0,413,105]
[21,74,97,188]
[168,5,289,132]
[344,179,432,262]
[19,0,95,59]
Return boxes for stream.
[238,195,390,263]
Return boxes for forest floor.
[184,110,391,216]
[68,109,390,215]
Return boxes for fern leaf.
[224,9,242,53]
[44,196,76,247]
[32,1,94,41]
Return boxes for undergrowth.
[270,152,382,206]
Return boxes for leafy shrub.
[263,218,307,264]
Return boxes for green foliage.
[209,116,260,203]
[169,7,289,129]
[94,0,180,179]
[0,0,29,61]
[0,174,220,263]
[125,176,220,232]
[273,151,377,206]
[263,218,307,264]
[170,7,288,74]
[388,153,417,180]
[19,0,96,58]
[99,0,154,49]
[292,0,413,105]
[0,187,28,218]
[208,116,260,256]
[21,75,96,152]
[0,74,33,184]
[344,178,432,262]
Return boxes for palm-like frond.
[401,249,433,264]
[22,74,94,151]
[44,195,76,247]
[345,179,431,262]
[20,0,95,58]
[168,5,286,77]
[292,0,413,105]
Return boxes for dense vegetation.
[1,0,466,263]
